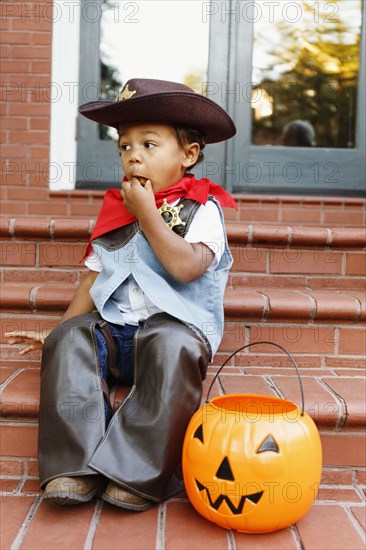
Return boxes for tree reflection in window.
[251,0,362,148]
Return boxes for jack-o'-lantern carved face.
[182,394,322,533]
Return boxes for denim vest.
[89,197,233,355]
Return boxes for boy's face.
[118,123,196,193]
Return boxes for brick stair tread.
[2,216,366,247]
[1,282,365,322]
[3,191,366,227]
[225,288,365,322]
[1,361,365,430]
[228,223,366,247]
[1,381,365,549]
[1,490,364,549]
[1,204,365,548]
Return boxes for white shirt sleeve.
[84,248,103,272]
[184,200,225,271]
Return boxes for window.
[76,0,210,187]
[76,0,365,196]
[222,0,366,195]
[251,1,362,149]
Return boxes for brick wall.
[0,1,53,216]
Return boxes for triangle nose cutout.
[216,457,235,481]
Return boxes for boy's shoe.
[43,475,105,505]
[102,482,152,511]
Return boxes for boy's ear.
[182,143,200,169]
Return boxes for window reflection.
[99,0,210,140]
[251,0,362,148]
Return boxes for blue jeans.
[95,322,138,420]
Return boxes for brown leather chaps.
[38,312,210,501]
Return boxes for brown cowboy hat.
[78,78,236,144]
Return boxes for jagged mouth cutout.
[195,479,263,515]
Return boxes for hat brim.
[78,92,236,144]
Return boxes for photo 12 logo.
[201,1,339,24]
[0,1,140,24]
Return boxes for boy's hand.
[121,178,157,221]
[4,330,52,355]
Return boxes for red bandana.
[81,175,237,261]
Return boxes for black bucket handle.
[205,341,305,416]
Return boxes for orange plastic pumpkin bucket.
[182,342,322,533]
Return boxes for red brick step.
[4,189,365,226]
[0,360,365,549]
[1,211,365,549]
[1,282,365,321]
[1,218,365,291]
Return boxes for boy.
[5,78,237,511]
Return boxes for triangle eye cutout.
[216,457,235,481]
[257,434,279,454]
[193,424,204,443]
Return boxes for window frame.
[76,0,122,188]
